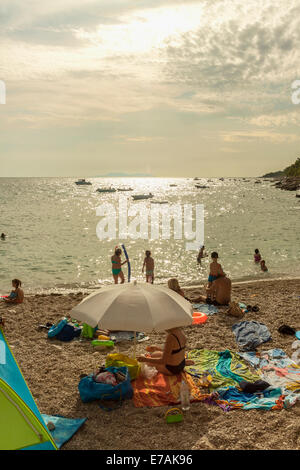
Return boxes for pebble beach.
[1,278,299,450]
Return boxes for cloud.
[162,1,300,88]
[221,130,300,143]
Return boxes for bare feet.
[185,359,194,366]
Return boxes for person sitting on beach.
[142,250,154,283]
[194,276,232,306]
[197,245,207,265]
[137,327,194,376]
[207,252,225,288]
[4,279,24,304]
[168,278,185,297]
[260,260,268,272]
[111,248,128,284]
[254,249,261,264]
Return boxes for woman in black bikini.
[137,327,194,376]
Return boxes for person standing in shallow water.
[142,250,154,283]
[197,245,207,265]
[111,247,128,284]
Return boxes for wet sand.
[0,278,299,450]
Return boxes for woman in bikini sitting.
[4,279,24,304]
[137,327,193,376]
[111,247,128,284]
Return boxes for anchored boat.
[132,193,154,200]
[75,179,92,185]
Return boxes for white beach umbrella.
[71,281,193,333]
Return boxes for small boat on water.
[75,179,92,185]
[132,193,154,201]
[96,187,116,193]
[195,184,208,189]
[150,200,168,204]
[169,184,177,187]
[117,188,133,191]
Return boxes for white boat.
[132,193,154,200]
[96,187,116,193]
[75,179,92,185]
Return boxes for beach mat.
[132,372,202,408]
[41,414,87,449]
[185,349,260,390]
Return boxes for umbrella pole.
[133,331,137,359]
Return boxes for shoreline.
[16,274,300,297]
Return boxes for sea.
[0,177,299,294]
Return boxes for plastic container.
[180,380,190,411]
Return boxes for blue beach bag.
[78,366,133,403]
[48,319,68,338]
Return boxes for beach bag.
[78,366,133,403]
[105,354,141,380]
[82,323,97,339]
[226,301,244,318]
[55,324,82,342]
[48,319,68,338]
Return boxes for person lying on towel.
[137,327,194,376]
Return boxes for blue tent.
[0,328,57,450]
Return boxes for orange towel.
[132,371,203,408]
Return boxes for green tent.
[0,328,57,450]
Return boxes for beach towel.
[41,415,86,449]
[239,349,300,394]
[232,321,271,350]
[185,349,288,410]
[132,371,203,408]
[192,304,218,315]
[216,387,284,410]
[185,349,260,390]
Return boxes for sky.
[0,0,300,177]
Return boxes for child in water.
[207,252,225,289]
[142,251,154,283]
[254,249,262,263]
[197,245,207,265]
[260,260,268,272]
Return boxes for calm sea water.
[0,177,299,293]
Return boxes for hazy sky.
[1,0,300,177]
